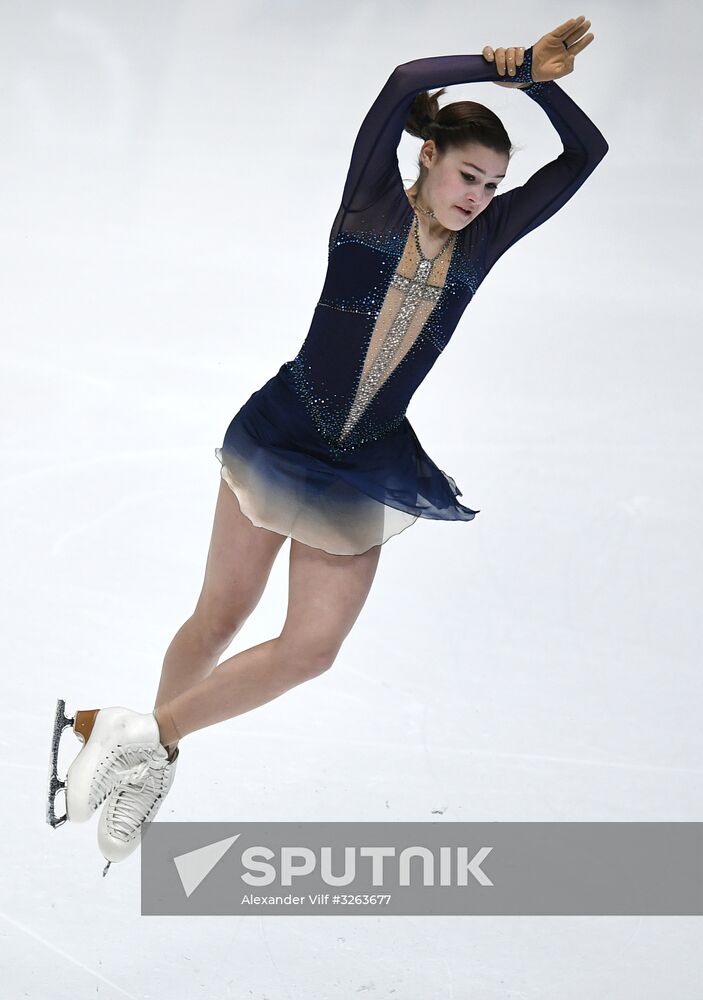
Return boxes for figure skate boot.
[98,744,179,876]
[46,699,165,827]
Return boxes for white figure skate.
[46,700,164,828]
[97,744,179,876]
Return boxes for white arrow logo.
[173,834,240,897]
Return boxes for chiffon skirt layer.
[214,363,479,556]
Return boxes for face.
[417,140,509,230]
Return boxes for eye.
[461,172,498,190]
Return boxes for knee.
[188,607,245,653]
[276,637,340,681]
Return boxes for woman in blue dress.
[47,16,607,873]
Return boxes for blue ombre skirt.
[215,363,478,555]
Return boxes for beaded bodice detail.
[337,217,457,443]
[280,46,608,461]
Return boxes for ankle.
[153,703,181,751]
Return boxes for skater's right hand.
[481,45,528,88]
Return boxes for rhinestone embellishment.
[338,216,456,442]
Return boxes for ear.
[421,139,437,167]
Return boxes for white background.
[2,0,702,997]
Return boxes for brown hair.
[405,88,515,181]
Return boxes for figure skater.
[46,16,607,875]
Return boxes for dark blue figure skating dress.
[215,46,608,554]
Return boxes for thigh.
[279,537,382,666]
[193,478,288,640]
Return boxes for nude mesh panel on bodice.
[338,218,457,442]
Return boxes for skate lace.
[90,746,156,809]
[108,756,170,841]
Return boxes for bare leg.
[154,535,382,746]
[153,478,288,753]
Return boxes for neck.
[407,185,452,242]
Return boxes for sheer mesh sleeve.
[482,67,609,270]
[332,45,609,258]
[338,48,533,216]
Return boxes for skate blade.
[46,698,75,828]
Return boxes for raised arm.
[340,50,535,213]
[339,25,609,267]
[482,62,609,271]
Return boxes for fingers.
[563,16,592,46]
[483,44,525,76]
[552,14,586,39]
[566,32,595,57]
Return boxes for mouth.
[455,205,473,219]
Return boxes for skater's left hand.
[483,15,595,88]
